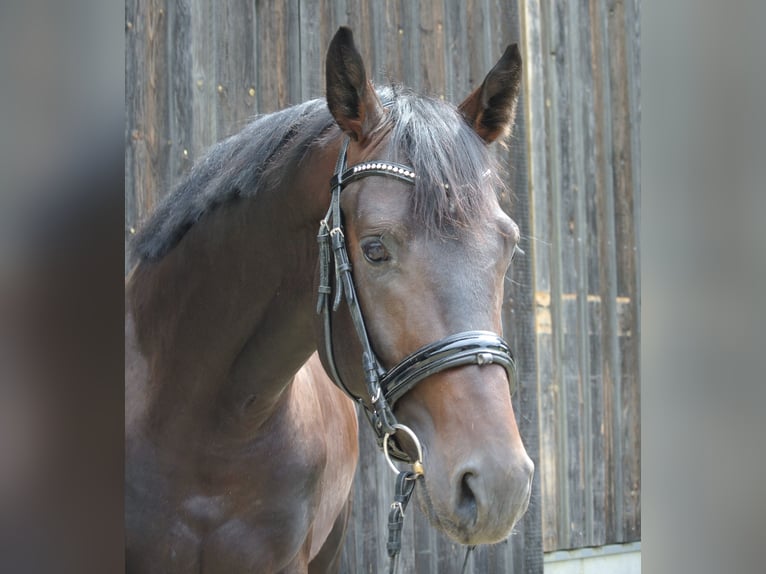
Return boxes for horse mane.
[130,86,502,264]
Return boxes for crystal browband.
[330,160,417,190]
[351,162,416,179]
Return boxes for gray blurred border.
[643,1,766,572]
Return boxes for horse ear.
[326,27,384,142]
[458,44,523,144]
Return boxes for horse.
[125,26,533,573]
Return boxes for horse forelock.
[379,85,503,237]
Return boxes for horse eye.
[362,239,389,263]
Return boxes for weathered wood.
[443,0,469,101]
[520,0,640,552]
[125,0,139,261]
[164,0,190,191]
[215,0,258,136]
[418,0,444,97]
[189,0,217,157]
[623,0,642,543]
[299,0,324,100]
[256,0,287,113]
[504,93,545,574]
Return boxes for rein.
[316,134,518,572]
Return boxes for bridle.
[316,133,518,572]
[317,134,518,458]
[317,133,518,571]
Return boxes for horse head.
[318,27,533,545]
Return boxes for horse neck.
[127,137,340,438]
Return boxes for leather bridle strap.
[317,136,412,437]
[381,330,517,407]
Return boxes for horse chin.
[414,476,517,546]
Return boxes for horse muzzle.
[415,445,533,545]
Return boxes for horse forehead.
[348,182,505,255]
[349,178,411,219]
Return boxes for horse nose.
[452,453,534,540]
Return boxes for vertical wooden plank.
[412,496,437,574]
[479,0,493,72]
[442,0,468,102]
[563,296,586,550]
[343,420,386,573]
[331,0,349,31]
[250,0,261,116]
[343,0,372,69]
[418,0,445,96]
[127,0,172,229]
[626,0,641,280]
[399,0,420,91]
[215,0,257,137]
[550,0,593,551]
[285,0,302,105]
[503,80,545,574]
[189,0,218,154]
[590,0,623,545]
[166,0,193,192]
[623,0,641,544]
[256,0,288,113]
[379,0,403,83]
[605,0,640,543]
[520,1,551,297]
[588,296,607,545]
[569,0,597,547]
[299,0,325,100]
[606,2,636,304]
[535,321,559,552]
[315,0,343,99]
[519,0,555,554]
[539,0,572,551]
[367,0,385,80]
[582,21,607,535]
[619,299,641,541]
[464,0,481,88]
[125,0,142,260]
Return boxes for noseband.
[316,136,518,463]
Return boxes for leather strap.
[317,136,401,438]
[381,331,517,407]
[387,470,418,574]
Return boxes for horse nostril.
[456,471,479,525]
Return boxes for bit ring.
[383,423,424,477]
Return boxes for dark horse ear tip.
[327,27,360,69]
[501,44,522,68]
[331,26,355,47]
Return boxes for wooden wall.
[125,0,640,571]
[520,0,641,551]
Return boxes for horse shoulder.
[293,353,359,561]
